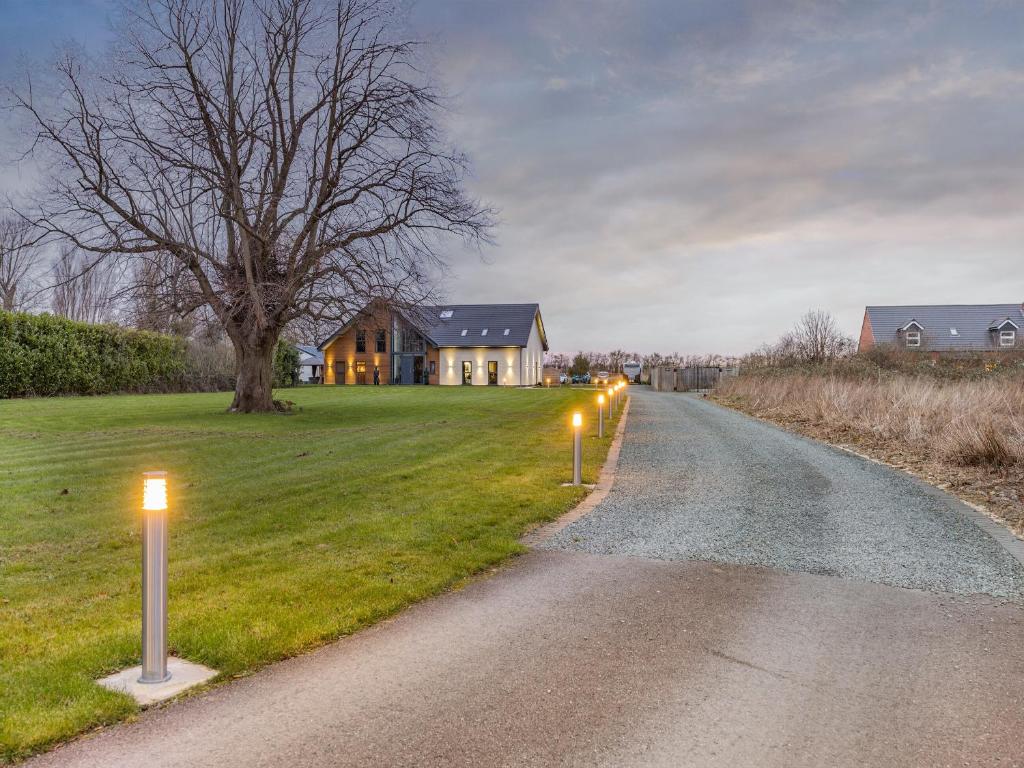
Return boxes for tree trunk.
[230,339,277,413]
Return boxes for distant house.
[295,344,324,383]
[317,300,549,386]
[858,304,1022,353]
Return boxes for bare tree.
[13,0,490,411]
[51,246,120,324]
[0,215,42,311]
[544,352,570,372]
[792,309,853,362]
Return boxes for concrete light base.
[97,657,218,707]
[560,482,597,489]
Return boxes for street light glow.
[142,471,168,512]
[572,412,582,428]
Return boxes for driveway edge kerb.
[522,395,632,546]
[707,393,1024,569]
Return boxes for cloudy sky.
[3,1,1024,355]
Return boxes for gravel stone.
[542,387,1024,600]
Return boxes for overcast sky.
[3,0,1024,355]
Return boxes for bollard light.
[571,412,583,485]
[140,471,170,684]
[597,394,605,438]
[607,386,615,415]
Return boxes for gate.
[650,366,737,392]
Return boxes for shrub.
[273,342,300,388]
[0,310,238,398]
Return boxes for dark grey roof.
[411,304,547,350]
[864,304,1023,351]
[295,344,323,365]
[317,302,548,351]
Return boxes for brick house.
[317,301,549,386]
[858,304,1022,353]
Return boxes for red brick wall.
[857,310,874,352]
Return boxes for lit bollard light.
[140,471,170,684]
[607,386,615,416]
[572,412,583,485]
[597,394,605,438]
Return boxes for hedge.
[0,310,188,398]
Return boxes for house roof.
[317,302,548,351]
[865,304,1024,351]
[411,304,548,350]
[295,344,323,366]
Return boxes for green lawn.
[0,385,621,762]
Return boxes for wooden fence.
[650,365,738,392]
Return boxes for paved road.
[30,389,1024,768]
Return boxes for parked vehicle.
[595,371,610,386]
[623,360,642,383]
[571,372,591,384]
[559,373,569,385]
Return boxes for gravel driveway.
[543,387,1024,600]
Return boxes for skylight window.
[481,328,488,336]
[503,328,510,336]
[460,329,468,337]
[439,310,454,319]
[950,328,959,336]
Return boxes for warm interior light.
[598,394,605,404]
[572,412,582,428]
[142,472,168,512]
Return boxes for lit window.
[949,328,958,336]
[503,328,510,336]
[439,310,454,319]
[906,331,921,347]
[460,329,468,337]
[1000,330,1016,347]
[481,328,488,336]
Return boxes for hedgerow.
[0,310,187,397]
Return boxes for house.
[317,301,549,386]
[858,304,1023,353]
[295,344,324,383]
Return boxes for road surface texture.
[30,388,1024,768]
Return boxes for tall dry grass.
[716,374,1024,468]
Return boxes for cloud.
[4,0,1024,354]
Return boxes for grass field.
[0,385,621,762]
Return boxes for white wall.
[521,314,546,386]
[438,346,522,386]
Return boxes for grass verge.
[714,373,1024,534]
[0,385,619,762]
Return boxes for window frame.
[375,329,386,353]
[905,330,921,348]
[1000,329,1016,347]
[355,329,366,353]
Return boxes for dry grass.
[714,373,1024,533]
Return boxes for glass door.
[462,361,472,385]
[487,361,498,385]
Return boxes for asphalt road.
[29,388,1024,768]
